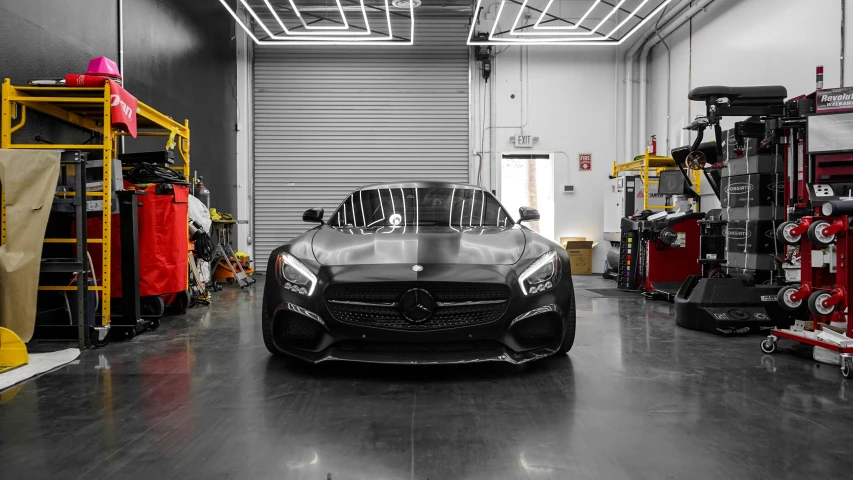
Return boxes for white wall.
[472,46,618,273]
[644,0,853,209]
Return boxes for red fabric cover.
[85,184,188,297]
[65,74,138,138]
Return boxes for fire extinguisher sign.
[579,153,592,171]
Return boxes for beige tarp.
[0,149,60,342]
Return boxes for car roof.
[359,181,485,191]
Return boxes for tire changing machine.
[674,85,797,335]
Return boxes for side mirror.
[518,206,540,223]
[303,207,325,225]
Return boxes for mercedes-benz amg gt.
[262,181,576,364]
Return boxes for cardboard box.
[563,238,594,275]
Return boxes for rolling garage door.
[253,16,471,271]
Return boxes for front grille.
[512,316,556,340]
[336,340,502,357]
[285,316,324,339]
[325,282,510,330]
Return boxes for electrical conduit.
[623,0,693,163]
[638,0,717,154]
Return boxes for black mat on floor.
[578,288,641,298]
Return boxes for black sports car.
[262,181,576,364]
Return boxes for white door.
[498,153,555,241]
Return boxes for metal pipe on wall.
[623,0,692,162]
[118,0,124,153]
[638,0,716,154]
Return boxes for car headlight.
[276,253,317,296]
[518,251,562,295]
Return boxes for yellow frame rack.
[612,149,702,212]
[0,78,190,329]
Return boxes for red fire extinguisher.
[648,135,657,156]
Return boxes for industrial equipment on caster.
[673,85,796,335]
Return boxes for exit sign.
[512,134,538,148]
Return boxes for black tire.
[777,285,803,311]
[842,358,853,378]
[760,339,776,354]
[557,291,577,355]
[141,296,166,317]
[776,221,802,246]
[148,317,161,330]
[261,300,285,356]
[808,290,836,316]
[808,220,835,248]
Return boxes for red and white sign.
[579,153,592,171]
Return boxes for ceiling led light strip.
[262,0,372,36]
[218,0,413,45]
[468,0,672,45]
[492,0,613,45]
[291,0,350,30]
[509,0,629,36]
[533,0,600,30]
[244,0,385,41]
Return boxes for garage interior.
[1,0,853,478]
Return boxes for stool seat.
[688,85,787,104]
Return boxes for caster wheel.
[115,328,136,341]
[808,290,836,316]
[90,329,110,348]
[149,317,161,330]
[776,221,802,246]
[808,220,835,247]
[760,339,777,354]
[842,359,852,378]
[777,285,804,311]
[227,277,235,284]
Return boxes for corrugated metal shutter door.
[253,15,470,271]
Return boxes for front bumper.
[263,263,573,365]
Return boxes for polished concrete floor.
[2,276,853,479]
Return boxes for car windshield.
[328,187,515,228]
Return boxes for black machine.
[674,85,797,335]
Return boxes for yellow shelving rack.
[0,78,190,339]
[612,149,702,212]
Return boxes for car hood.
[311,226,526,266]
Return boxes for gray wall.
[0,0,237,214]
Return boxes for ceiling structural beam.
[506,0,599,35]
[600,0,647,20]
[341,0,411,19]
[496,16,577,36]
[284,17,327,33]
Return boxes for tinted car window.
[328,187,514,228]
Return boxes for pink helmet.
[85,57,122,80]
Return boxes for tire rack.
[611,149,703,212]
[0,78,190,346]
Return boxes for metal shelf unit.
[611,149,702,211]
[0,78,190,339]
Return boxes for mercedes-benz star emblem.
[412,264,423,272]
[399,288,435,324]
